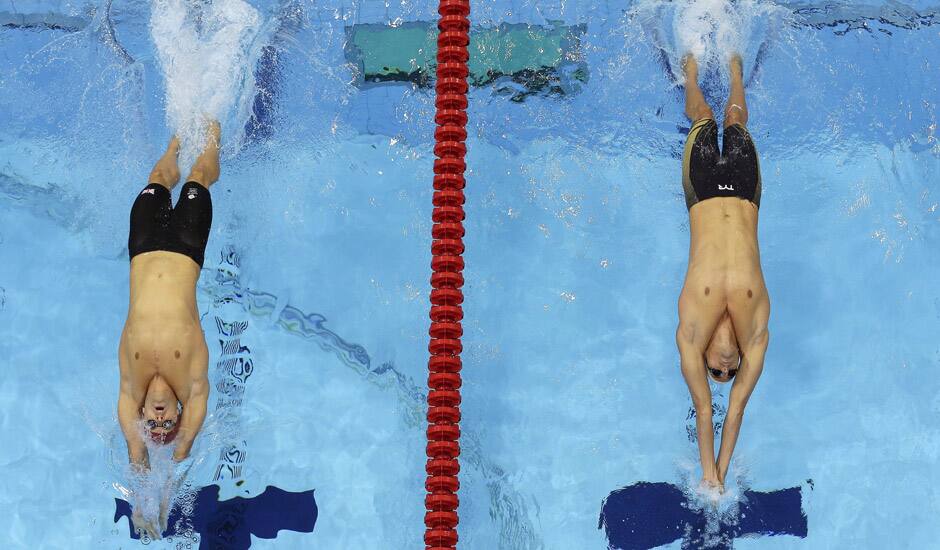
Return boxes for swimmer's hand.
[172,444,191,462]
[159,497,171,535]
[131,506,163,541]
[700,476,725,495]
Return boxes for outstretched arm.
[173,375,208,461]
[117,351,149,470]
[677,329,718,484]
[118,387,149,469]
[716,330,768,484]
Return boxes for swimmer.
[676,55,769,494]
[117,121,220,538]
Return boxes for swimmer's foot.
[681,53,699,85]
[729,54,743,83]
[186,119,221,187]
[203,118,221,150]
[682,53,713,121]
[148,136,181,189]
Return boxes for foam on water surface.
[630,0,794,85]
[150,0,261,164]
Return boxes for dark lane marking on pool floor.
[114,484,317,549]
[598,481,807,549]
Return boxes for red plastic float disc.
[435,109,468,127]
[432,221,465,239]
[429,356,462,373]
[436,77,469,94]
[426,477,461,494]
[426,458,460,476]
[428,372,462,391]
[430,288,463,305]
[431,239,464,256]
[437,45,469,63]
[425,493,459,511]
[425,510,459,529]
[431,206,465,223]
[436,97,468,112]
[438,0,469,16]
[433,192,465,209]
[430,305,463,324]
[428,338,462,355]
[425,529,459,547]
[433,173,465,191]
[428,424,461,442]
[438,30,469,47]
[433,158,466,175]
[430,322,463,340]
[438,15,469,32]
[430,271,464,289]
[438,14,469,30]
[435,125,467,142]
[430,254,464,272]
[426,440,460,459]
[427,405,461,424]
[437,62,469,78]
[428,390,461,407]
[434,141,467,159]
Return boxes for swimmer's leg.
[724,55,748,129]
[682,54,714,123]
[185,120,221,188]
[147,136,181,190]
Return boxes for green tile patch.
[345,21,587,101]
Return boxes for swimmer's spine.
[426,1,469,549]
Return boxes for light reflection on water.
[0,0,937,548]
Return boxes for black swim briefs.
[128,182,212,268]
[681,118,762,210]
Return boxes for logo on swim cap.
[718,184,735,191]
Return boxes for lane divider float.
[426,1,470,549]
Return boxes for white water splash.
[632,0,792,84]
[675,455,752,548]
[150,0,261,164]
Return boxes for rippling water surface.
[0,1,937,548]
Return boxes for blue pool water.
[1,1,938,549]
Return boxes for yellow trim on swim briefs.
[682,118,714,195]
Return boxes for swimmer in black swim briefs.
[682,118,761,210]
[119,121,220,539]
[680,63,762,211]
[129,180,212,268]
[675,55,770,495]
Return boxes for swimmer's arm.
[677,331,718,482]
[716,331,768,484]
[118,383,149,470]
[173,376,208,461]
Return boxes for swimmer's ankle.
[203,119,221,150]
[729,54,743,80]
[681,54,699,85]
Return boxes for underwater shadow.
[114,484,317,549]
[598,481,807,549]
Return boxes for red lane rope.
[426,1,469,548]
